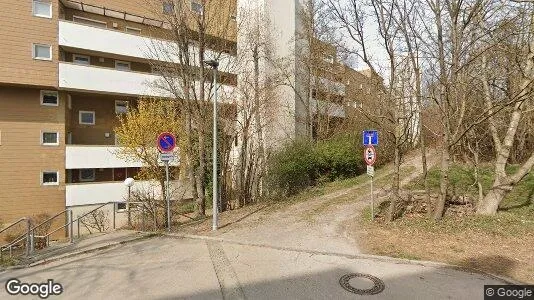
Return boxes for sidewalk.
[2,230,154,270]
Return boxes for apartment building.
[0,0,238,227]
[0,0,380,227]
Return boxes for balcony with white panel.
[58,20,236,74]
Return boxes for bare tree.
[144,0,237,217]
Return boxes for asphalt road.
[0,236,507,300]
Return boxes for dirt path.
[179,150,438,255]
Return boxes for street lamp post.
[205,59,219,231]
[124,177,135,228]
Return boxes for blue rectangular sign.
[362,130,379,146]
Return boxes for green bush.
[267,134,365,196]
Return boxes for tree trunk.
[477,188,507,215]
[434,142,450,220]
[387,137,401,222]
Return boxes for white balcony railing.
[59,20,236,74]
[66,145,180,169]
[66,146,143,169]
[66,180,191,207]
[59,62,236,99]
[311,98,346,118]
[59,62,168,97]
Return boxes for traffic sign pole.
[157,132,176,232]
[165,161,170,232]
[362,131,378,221]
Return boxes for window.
[73,16,107,28]
[115,100,129,114]
[73,54,90,65]
[79,169,95,182]
[163,2,174,14]
[40,90,59,106]
[191,1,203,14]
[117,202,127,211]
[41,131,59,146]
[33,0,52,18]
[79,111,95,125]
[125,27,141,34]
[115,61,131,71]
[42,171,59,186]
[33,44,52,61]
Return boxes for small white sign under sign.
[159,153,174,162]
[367,165,375,177]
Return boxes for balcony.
[66,145,143,169]
[59,62,236,98]
[66,145,180,169]
[66,180,191,206]
[59,62,170,97]
[311,98,346,118]
[58,20,235,74]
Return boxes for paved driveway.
[0,236,506,299]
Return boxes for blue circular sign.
[157,132,176,153]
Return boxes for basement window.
[79,111,95,125]
[40,90,59,106]
[79,169,96,182]
[42,171,59,186]
[41,131,59,146]
[33,0,52,18]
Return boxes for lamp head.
[124,177,135,187]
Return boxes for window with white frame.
[73,54,90,65]
[42,171,59,185]
[33,44,52,61]
[73,15,107,28]
[115,61,131,71]
[125,27,141,34]
[162,2,174,14]
[41,131,59,146]
[79,111,95,125]
[191,1,203,14]
[115,100,129,114]
[32,0,52,18]
[79,169,95,182]
[117,202,127,211]
[40,90,59,106]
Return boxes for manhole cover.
[339,273,385,295]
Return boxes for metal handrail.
[0,218,28,235]
[31,210,69,232]
[40,202,117,242]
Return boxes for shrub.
[267,134,365,196]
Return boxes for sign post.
[157,132,176,232]
[363,131,378,220]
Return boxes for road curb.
[0,232,159,272]
[164,232,524,285]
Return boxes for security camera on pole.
[157,132,176,232]
[363,130,378,220]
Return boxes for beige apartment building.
[0,0,381,228]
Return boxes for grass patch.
[407,163,534,214]
[360,163,534,283]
